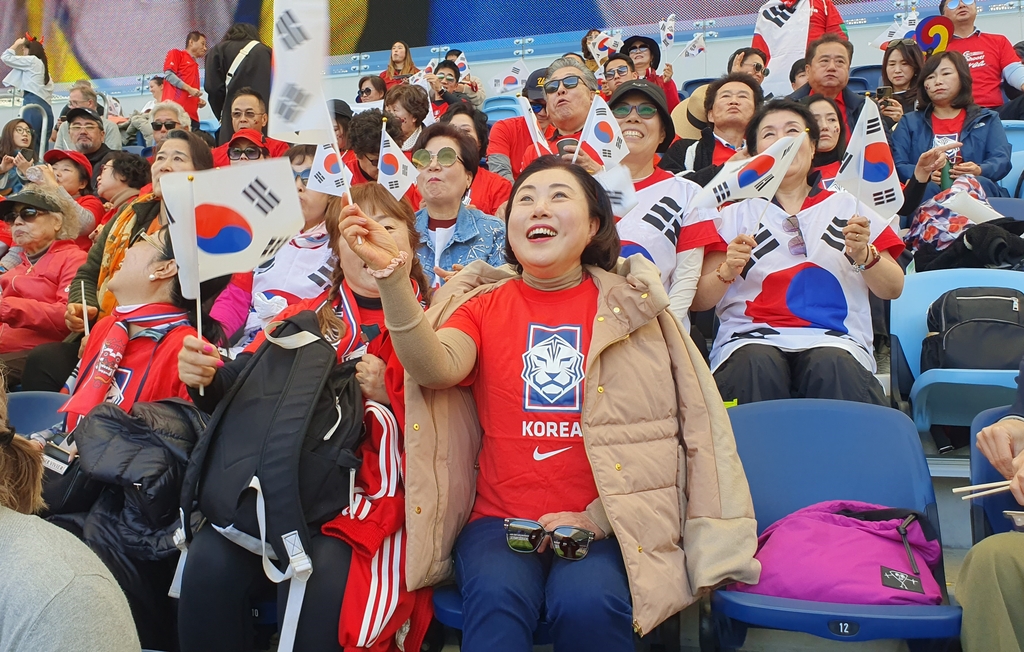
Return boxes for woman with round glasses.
[335,155,759,651]
[692,100,905,406]
[411,123,505,288]
[881,39,925,120]
[0,119,34,198]
[357,75,387,103]
[621,35,679,111]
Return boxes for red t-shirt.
[520,129,602,171]
[931,110,966,164]
[712,138,740,166]
[75,195,105,250]
[442,278,601,521]
[160,49,200,122]
[469,167,512,216]
[345,157,422,210]
[946,31,1020,108]
[488,116,545,180]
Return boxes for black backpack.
[921,287,1024,372]
[175,310,364,651]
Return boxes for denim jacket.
[415,205,506,287]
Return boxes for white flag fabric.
[869,11,918,50]
[593,164,638,216]
[422,58,439,75]
[517,95,553,156]
[577,95,628,168]
[753,0,812,97]
[692,133,805,209]
[835,99,904,216]
[454,52,472,79]
[660,14,677,51]
[377,124,415,200]
[491,59,529,94]
[163,158,304,300]
[268,0,335,144]
[681,33,706,58]
[308,142,352,198]
[351,100,384,115]
[587,31,623,66]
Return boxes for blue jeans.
[20,91,52,154]
[454,517,634,652]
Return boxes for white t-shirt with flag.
[705,190,904,372]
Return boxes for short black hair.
[789,58,807,84]
[232,86,266,112]
[440,102,490,156]
[505,157,620,272]
[603,53,634,73]
[744,98,820,155]
[806,32,853,63]
[435,59,460,83]
[918,50,975,110]
[730,47,768,72]
[704,72,765,116]
[286,144,317,164]
[446,49,463,60]
[348,109,404,158]
[186,31,205,47]
[105,151,151,190]
[415,122,479,183]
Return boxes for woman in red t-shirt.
[802,95,847,190]
[40,150,103,249]
[335,157,760,651]
[380,41,420,90]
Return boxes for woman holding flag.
[621,36,679,111]
[692,99,905,405]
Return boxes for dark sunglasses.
[227,146,263,161]
[605,65,631,79]
[151,121,179,132]
[411,146,462,170]
[504,518,595,561]
[359,87,374,97]
[611,103,659,119]
[543,75,582,94]
[628,45,650,54]
[530,102,546,114]
[783,215,806,256]
[887,38,918,50]
[293,168,311,187]
[3,207,48,223]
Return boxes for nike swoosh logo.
[533,446,573,461]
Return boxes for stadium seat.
[996,150,1024,199]
[850,65,883,91]
[481,95,520,112]
[1001,120,1024,153]
[969,406,1019,544]
[988,196,1024,220]
[8,391,67,436]
[889,269,1024,433]
[700,399,961,649]
[483,104,523,125]
[845,76,870,95]
[681,77,715,98]
[124,145,146,156]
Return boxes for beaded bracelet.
[368,251,409,279]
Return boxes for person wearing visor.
[487,68,551,181]
[943,0,1024,109]
[410,123,505,289]
[622,35,679,111]
[0,185,86,386]
[601,54,638,98]
[333,154,759,652]
[221,128,269,166]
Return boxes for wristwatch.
[853,244,880,273]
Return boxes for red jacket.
[74,195,105,251]
[0,240,88,353]
[161,49,201,122]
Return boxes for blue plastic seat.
[481,95,521,113]
[8,391,67,436]
[996,150,1024,198]
[681,77,715,98]
[889,269,1024,432]
[845,76,870,95]
[702,399,961,649]
[989,195,1024,219]
[850,65,883,91]
[1002,120,1024,153]
[123,145,146,156]
[483,105,523,125]
[969,406,1019,543]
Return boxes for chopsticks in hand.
[953,480,1012,501]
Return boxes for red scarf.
[61,303,190,431]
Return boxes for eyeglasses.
[529,102,546,114]
[135,231,163,250]
[293,168,311,187]
[782,215,806,256]
[543,75,582,94]
[886,38,918,50]
[628,45,650,54]
[504,518,595,561]
[69,123,100,132]
[230,110,265,121]
[228,146,263,161]
[3,207,48,223]
[359,87,374,97]
[946,0,975,9]
[151,121,179,132]
[611,103,659,119]
[411,146,462,170]
[605,65,631,79]
[438,74,456,83]
[13,126,31,136]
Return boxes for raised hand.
[338,203,403,272]
[842,215,871,264]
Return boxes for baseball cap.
[227,128,270,149]
[525,69,547,102]
[65,107,103,127]
[607,79,675,151]
[43,149,94,179]
[328,99,354,121]
[0,189,63,219]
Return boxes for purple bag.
[732,500,943,605]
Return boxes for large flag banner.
[351,100,384,115]
[692,133,805,209]
[752,0,812,97]
[162,158,304,300]
[491,59,529,94]
[377,124,415,200]
[268,0,335,144]
[869,11,918,50]
[517,95,553,156]
[836,99,903,216]
[587,31,623,66]
[308,142,352,198]
[577,95,628,168]
[660,14,677,52]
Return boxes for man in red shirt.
[210,89,289,166]
[486,68,551,181]
[943,0,1024,108]
[161,31,208,129]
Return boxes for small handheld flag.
[869,11,918,50]
[671,33,706,65]
[575,95,627,168]
[587,31,623,66]
[308,142,352,198]
[491,59,529,94]
[268,0,334,144]
[377,118,415,200]
[453,52,471,79]
[691,133,805,209]
[517,95,553,157]
[660,14,677,52]
[422,58,439,75]
[835,99,903,216]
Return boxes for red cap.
[227,128,268,148]
[44,149,93,179]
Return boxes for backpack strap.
[226,41,259,85]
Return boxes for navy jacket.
[892,104,1011,184]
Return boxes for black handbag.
[40,458,103,517]
[921,287,1024,372]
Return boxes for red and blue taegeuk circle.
[737,155,775,189]
[323,152,342,175]
[862,142,895,183]
[195,204,253,255]
[745,262,849,332]
[380,153,400,176]
[594,121,615,143]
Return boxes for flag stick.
[571,96,598,165]
[80,280,90,338]
[196,296,204,397]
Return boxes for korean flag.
[577,95,628,167]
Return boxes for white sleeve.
[0,49,39,71]
[669,246,704,325]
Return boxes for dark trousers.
[21,340,80,392]
[714,344,887,406]
[454,517,634,652]
[178,525,352,652]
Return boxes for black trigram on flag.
[761,3,797,28]
[400,163,410,176]
[511,65,523,75]
[381,137,392,151]
[614,136,623,149]
[713,182,731,204]
[243,177,281,215]
[274,83,311,121]
[314,171,326,184]
[641,196,686,246]
[754,174,775,192]
[308,264,333,288]
[276,10,309,50]
[334,178,346,189]
[821,215,849,253]
[741,225,780,279]
[595,107,608,116]
[865,117,883,136]
[388,180,400,190]
[838,152,853,175]
[261,236,289,259]
[872,188,897,205]
[601,148,612,159]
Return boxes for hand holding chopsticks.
[954,480,1012,501]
